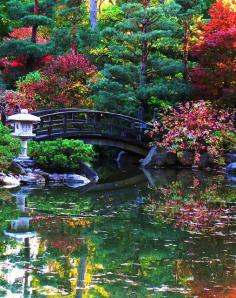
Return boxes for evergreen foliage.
[91,1,192,116]
[29,139,95,172]
[0,123,21,171]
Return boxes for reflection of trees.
[145,172,236,297]
[32,215,91,255]
[78,208,187,297]
[147,174,236,233]
[175,234,236,297]
[0,170,235,297]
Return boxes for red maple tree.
[190,0,236,107]
[5,53,97,111]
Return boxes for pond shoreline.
[0,158,99,188]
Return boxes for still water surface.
[0,164,236,297]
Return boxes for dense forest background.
[0,0,235,119]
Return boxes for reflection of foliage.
[0,193,20,233]
[0,188,12,201]
[0,172,235,297]
[27,189,95,215]
[32,214,91,255]
[151,198,231,233]
[146,174,236,233]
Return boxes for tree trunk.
[139,17,148,110]
[183,20,190,83]
[72,28,77,55]
[90,0,98,31]
[31,0,39,43]
[31,26,38,43]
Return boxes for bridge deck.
[32,108,152,155]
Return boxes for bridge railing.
[32,109,152,145]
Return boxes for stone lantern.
[8,109,40,160]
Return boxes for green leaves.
[91,1,192,115]
[21,15,53,27]
[0,123,21,172]
[0,40,44,57]
[28,138,95,172]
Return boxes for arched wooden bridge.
[32,108,152,156]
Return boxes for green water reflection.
[0,168,235,297]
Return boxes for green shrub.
[213,130,236,152]
[28,139,95,172]
[0,123,21,172]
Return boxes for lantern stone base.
[15,156,30,161]
[13,158,36,168]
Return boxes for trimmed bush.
[0,123,21,171]
[28,139,95,172]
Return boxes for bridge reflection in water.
[32,108,152,156]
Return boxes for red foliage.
[0,26,50,86]
[150,100,235,163]
[32,215,91,255]
[7,27,48,43]
[13,53,97,110]
[0,55,53,88]
[190,0,236,106]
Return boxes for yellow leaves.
[48,260,65,278]
[94,263,104,270]
[66,218,91,228]
[89,47,111,57]
[56,5,66,11]
[93,285,111,298]
[222,0,236,11]
[190,15,204,45]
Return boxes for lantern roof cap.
[8,109,40,123]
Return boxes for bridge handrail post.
[48,115,52,138]
[32,108,151,150]
[63,113,67,133]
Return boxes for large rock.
[1,175,20,188]
[14,159,36,169]
[226,162,236,173]
[141,146,177,168]
[20,173,45,184]
[77,161,99,182]
[225,153,236,164]
[48,174,65,183]
[9,161,27,175]
[196,153,215,169]
[178,151,194,167]
[64,174,90,188]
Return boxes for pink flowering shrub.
[150,100,236,164]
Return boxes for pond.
[0,162,236,297]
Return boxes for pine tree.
[91,0,191,116]
[50,0,87,55]
[0,0,53,56]
[0,0,53,86]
